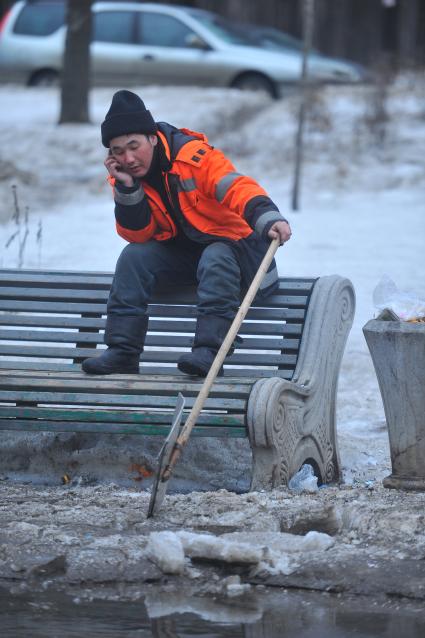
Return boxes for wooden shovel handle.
[162,237,280,480]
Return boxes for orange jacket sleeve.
[194,146,286,239]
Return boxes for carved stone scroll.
[247,275,355,490]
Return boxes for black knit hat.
[101,90,157,147]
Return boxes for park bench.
[0,268,355,489]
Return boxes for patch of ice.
[8,522,40,536]
[144,590,262,623]
[146,531,185,575]
[226,582,252,597]
[301,530,335,551]
[173,529,334,577]
[177,530,264,564]
[256,554,296,577]
[222,531,334,554]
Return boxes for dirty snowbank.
[1,482,425,601]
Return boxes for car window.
[138,13,196,48]
[13,3,66,36]
[251,28,317,53]
[187,11,256,46]
[93,11,136,44]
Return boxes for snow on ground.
[1,77,424,486]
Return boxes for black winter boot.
[82,315,148,375]
[177,315,232,377]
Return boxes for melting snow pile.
[147,529,334,577]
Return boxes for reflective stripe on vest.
[215,172,243,202]
[114,187,145,206]
[255,210,284,235]
[177,177,197,193]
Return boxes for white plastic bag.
[373,275,425,321]
[288,464,318,493]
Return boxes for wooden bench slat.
[0,268,314,281]
[0,419,246,437]
[0,329,108,344]
[0,271,315,292]
[0,390,245,410]
[0,370,276,390]
[0,329,300,351]
[1,361,293,378]
[0,360,293,378]
[0,344,297,367]
[0,406,245,426]
[0,286,308,308]
[147,283,315,301]
[0,314,107,329]
[0,275,112,289]
[0,268,112,279]
[0,300,107,314]
[0,300,306,320]
[0,369,255,385]
[0,286,110,301]
[0,314,303,336]
[0,377,252,399]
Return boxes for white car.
[0,1,366,97]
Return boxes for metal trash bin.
[363,319,425,491]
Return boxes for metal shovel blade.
[147,392,185,518]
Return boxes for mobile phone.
[108,149,122,170]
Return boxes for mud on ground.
[1,481,424,602]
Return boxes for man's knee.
[116,243,141,269]
[197,243,241,316]
[116,241,159,275]
[198,242,239,277]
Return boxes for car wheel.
[231,73,277,99]
[28,70,60,87]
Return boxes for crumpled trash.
[288,464,319,493]
[373,275,425,321]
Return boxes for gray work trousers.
[107,239,241,320]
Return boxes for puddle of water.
[1,584,424,638]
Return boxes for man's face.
[109,133,157,178]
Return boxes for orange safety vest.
[111,126,270,244]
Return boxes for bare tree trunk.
[291,0,315,212]
[398,0,419,68]
[59,0,93,124]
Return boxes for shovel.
[147,237,280,517]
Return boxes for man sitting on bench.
[82,90,292,376]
